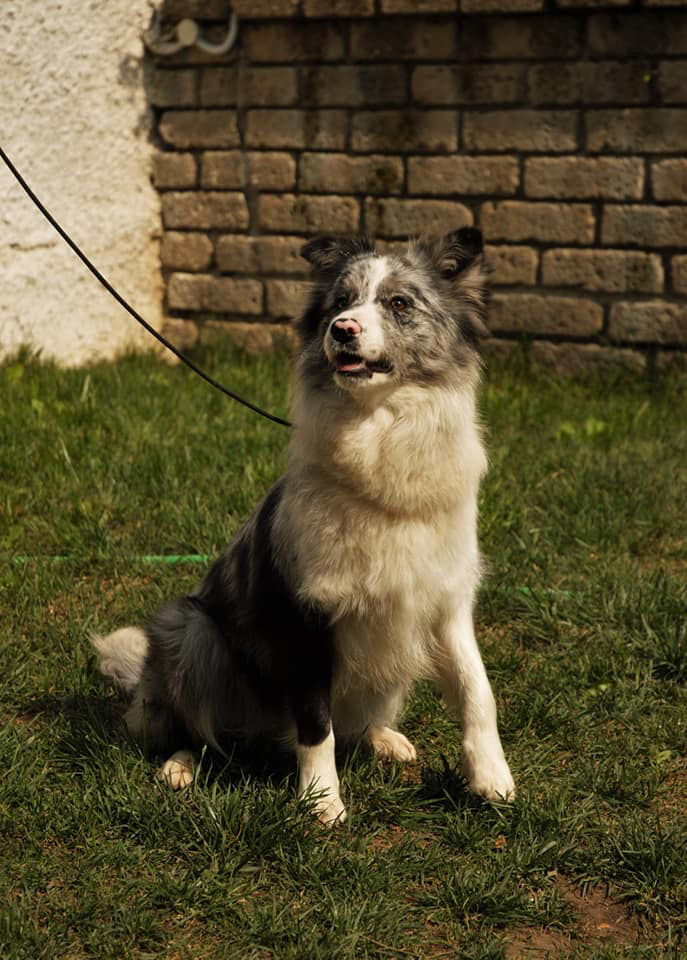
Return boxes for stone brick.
[161,192,249,230]
[261,237,309,275]
[463,110,577,152]
[159,316,199,354]
[586,110,687,153]
[300,153,404,195]
[152,152,197,189]
[303,0,374,14]
[352,111,457,153]
[301,66,406,107]
[524,157,644,201]
[527,62,650,105]
[485,245,538,285]
[481,202,595,244]
[215,237,259,275]
[199,321,298,356]
[159,110,239,149]
[216,235,309,275]
[489,292,603,336]
[230,0,299,15]
[160,232,213,272]
[556,0,630,6]
[201,152,296,191]
[672,256,687,294]
[245,110,346,151]
[458,16,582,60]
[266,279,309,319]
[609,301,687,345]
[651,159,687,202]
[530,342,646,376]
[351,20,457,61]
[150,69,197,108]
[365,198,472,238]
[168,274,263,315]
[602,205,687,248]
[462,0,543,11]
[411,64,522,105]
[658,62,687,103]
[164,0,232,17]
[480,338,522,364]
[655,350,687,375]
[587,12,687,57]
[541,249,664,293]
[408,156,519,196]
[258,194,360,234]
[381,0,456,9]
[242,22,345,62]
[200,67,298,107]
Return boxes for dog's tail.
[91,626,148,693]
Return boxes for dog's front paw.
[462,743,515,803]
[315,793,348,826]
[157,750,196,790]
[368,726,417,762]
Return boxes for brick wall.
[150,0,687,375]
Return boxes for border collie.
[92,227,515,823]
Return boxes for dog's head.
[298,228,488,394]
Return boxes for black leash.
[0,146,292,428]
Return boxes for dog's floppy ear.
[432,227,490,341]
[301,236,374,274]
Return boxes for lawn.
[1,340,685,959]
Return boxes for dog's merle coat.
[93,228,514,822]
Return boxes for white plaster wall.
[0,1,163,365]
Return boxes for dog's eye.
[390,295,409,313]
[334,293,349,311]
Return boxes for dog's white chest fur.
[276,381,486,695]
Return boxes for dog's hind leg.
[433,601,515,802]
[359,687,417,762]
[367,726,417,762]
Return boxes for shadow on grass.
[20,687,490,821]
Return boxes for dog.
[92,227,515,823]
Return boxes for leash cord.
[0,146,292,428]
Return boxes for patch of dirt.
[504,876,645,959]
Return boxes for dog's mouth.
[332,351,394,378]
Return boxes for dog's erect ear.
[408,227,489,343]
[301,236,374,274]
[435,227,484,277]
[430,227,489,341]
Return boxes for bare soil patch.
[505,876,645,958]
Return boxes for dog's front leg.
[295,720,346,825]
[433,602,515,802]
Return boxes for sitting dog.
[93,227,515,823]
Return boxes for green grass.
[1,341,685,959]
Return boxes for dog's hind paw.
[368,726,417,763]
[157,750,196,790]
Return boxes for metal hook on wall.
[144,5,238,57]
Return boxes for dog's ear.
[430,227,490,341]
[435,227,484,276]
[301,236,374,274]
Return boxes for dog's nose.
[330,317,362,343]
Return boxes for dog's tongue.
[338,358,365,372]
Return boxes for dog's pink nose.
[331,317,361,342]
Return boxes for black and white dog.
[93,227,514,823]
